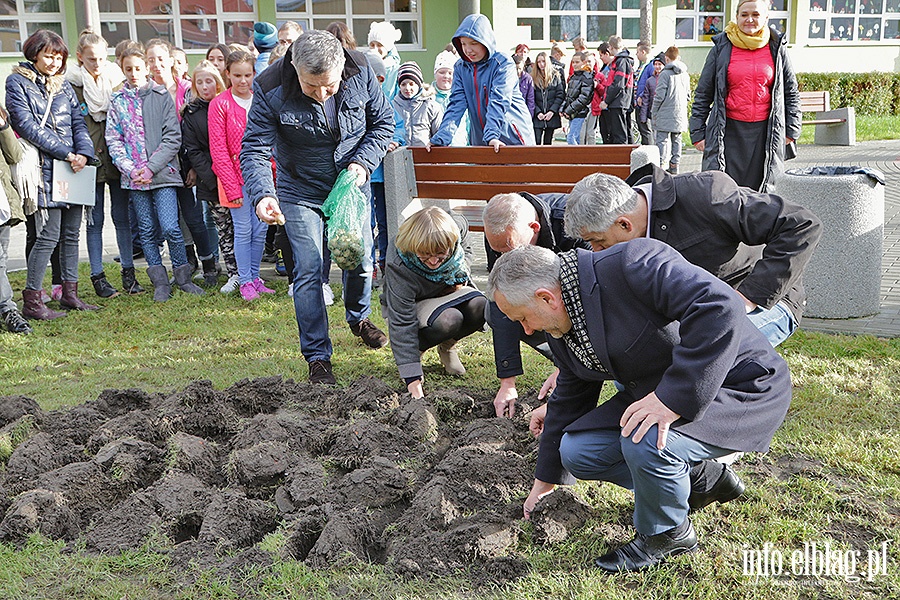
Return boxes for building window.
[810,0,900,41]
[675,0,725,42]
[99,0,256,51]
[276,0,420,50]
[0,0,66,54]
[515,0,642,44]
[675,1,790,43]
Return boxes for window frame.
[807,0,900,43]
[276,0,422,51]
[0,0,67,55]
[515,0,643,44]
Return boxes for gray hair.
[482,193,537,236]
[292,30,345,76]
[564,172,639,239]
[487,245,560,306]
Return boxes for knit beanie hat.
[397,61,423,87]
[652,52,666,65]
[363,50,387,81]
[368,21,402,52]
[433,50,456,73]
[254,22,278,52]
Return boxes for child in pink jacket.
[208,49,273,301]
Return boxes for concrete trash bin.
[777,166,885,319]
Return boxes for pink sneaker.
[254,278,276,294]
[51,284,63,301]
[240,281,259,301]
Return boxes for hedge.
[687,72,900,116]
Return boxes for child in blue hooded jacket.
[429,14,535,150]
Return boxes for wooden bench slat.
[411,144,638,165]
[414,164,631,184]
[799,90,830,113]
[417,182,579,200]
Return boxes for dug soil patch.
[0,376,590,586]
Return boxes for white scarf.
[77,63,125,122]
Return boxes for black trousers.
[601,108,629,144]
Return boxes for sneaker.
[287,282,294,297]
[2,309,32,334]
[51,284,63,301]
[274,250,287,276]
[254,278,276,294]
[261,251,276,263]
[220,274,240,294]
[349,318,388,349]
[308,359,336,384]
[322,282,334,306]
[240,281,260,301]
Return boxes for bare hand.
[528,402,547,438]
[184,168,197,187]
[69,154,88,173]
[620,391,681,450]
[425,142,432,152]
[523,479,555,520]
[387,141,400,152]
[694,139,706,152]
[256,197,283,225]
[600,101,608,111]
[538,368,559,400]
[637,97,643,107]
[494,379,518,418]
[488,139,504,153]
[407,379,424,399]
[785,136,794,145]
[736,290,758,312]
[347,162,367,186]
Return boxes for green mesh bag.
[321,169,367,271]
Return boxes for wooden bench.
[799,90,856,146]
[383,144,640,239]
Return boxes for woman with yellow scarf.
[689,1,801,193]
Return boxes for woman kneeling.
[383,207,486,399]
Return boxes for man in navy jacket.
[488,241,792,572]
[245,30,394,384]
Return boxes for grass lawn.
[1,264,899,599]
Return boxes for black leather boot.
[200,257,219,287]
[593,519,698,573]
[91,271,120,298]
[121,267,146,295]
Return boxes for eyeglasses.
[416,249,452,263]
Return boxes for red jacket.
[590,68,609,116]
[725,46,774,123]
[208,90,249,202]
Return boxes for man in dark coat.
[488,241,793,572]
[565,165,822,348]
[244,30,394,384]
[482,191,589,418]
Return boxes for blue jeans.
[567,117,585,145]
[177,186,214,260]
[747,301,797,347]
[0,225,14,313]
[26,207,81,289]
[370,181,387,267]
[559,426,733,536]
[230,200,266,284]
[280,199,373,363]
[87,181,134,274]
[203,202,219,262]
[130,187,187,268]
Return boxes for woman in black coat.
[531,52,564,145]
[6,30,96,320]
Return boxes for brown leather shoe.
[22,288,67,321]
[308,360,336,384]
[59,282,99,311]
[349,318,388,349]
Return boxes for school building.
[0,1,896,75]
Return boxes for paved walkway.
[8,140,900,338]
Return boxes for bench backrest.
[800,90,831,113]
[383,144,640,238]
